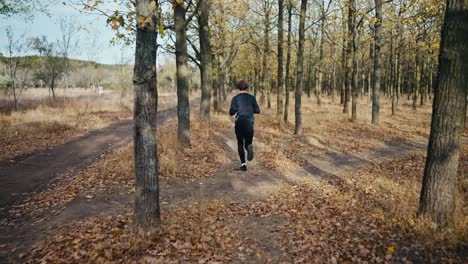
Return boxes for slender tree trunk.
[51,78,56,100]
[254,48,260,97]
[277,0,284,118]
[420,49,426,106]
[306,37,314,99]
[213,78,218,112]
[394,5,402,113]
[284,0,293,122]
[295,0,307,135]
[340,15,346,105]
[317,0,325,106]
[198,0,213,119]
[349,0,357,120]
[368,42,373,102]
[418,0,468,228]
[261,2,271,108]
[133,0,160,230]
[12,79,17,111]
[343,4,352,114]
[218,41,227,103]
[174,1,190,146]
[332,65,336,102]
[428,54,433,99]
[372,1,382,125]
[413,39,421,111]
[392,42,398,116]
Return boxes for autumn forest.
[0,0,466,263]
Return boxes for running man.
[229,80,260,171]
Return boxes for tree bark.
[340,13,346,105]
[306,37,314,99]
[261,1,271,108]
[174,1,190,146]
[343,4,351,114]
[316,0,325,106]
[372,0,382,125]
[350,0,357,121]
[133,0,160,230]
[50,77,56,100]
[295,0,307,135]
[277,0,284,118]
[284,0,293,122]
[391,39,397,116]
[413,36,421,111]
[198,0,213,120]
[418,0,468,228]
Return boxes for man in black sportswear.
[229,80,260,171]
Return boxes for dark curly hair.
[237,79,249,91]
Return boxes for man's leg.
[235,124,246,164]
[245,121,254,161]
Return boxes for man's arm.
[229,97,237,116]
[253,96,260,114]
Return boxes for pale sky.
[0,1,135,65]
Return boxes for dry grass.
[262,93,433,155]
[0,89,132,160]
[0,89,184,160]
[158,115,230,179]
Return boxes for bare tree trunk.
[174,1,190,146]
[332,65,336,102]
[254,48,260,97]
[133,0,160,230]
[213,77,219,112]
[277,0,284,118]
[12,79,18,111]
[368,41,373,101]
[340,14,346,105]
[391,42,398,116]
[350,0,357,121]
[316,0,325,106]
[284,0,293,122]
[306,37,314,99]
[51,78,56,100]
[371,0,382,125]
[418,0,468,228]
[394,5,402,114]
[198,0,213,119]
[261,1,271,108]
[413,38,421,111]
[343,5,351,114]
[295,0,307,135]
[420,49,426,106]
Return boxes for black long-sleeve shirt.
[229,93,260,122]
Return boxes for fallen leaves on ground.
[25,149,466,263]
[12,97,467,263]
[27,201,244,263]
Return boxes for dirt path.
[0,104,185,211]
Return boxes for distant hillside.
[0,55,128,70]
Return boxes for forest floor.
[0,91,466,263]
